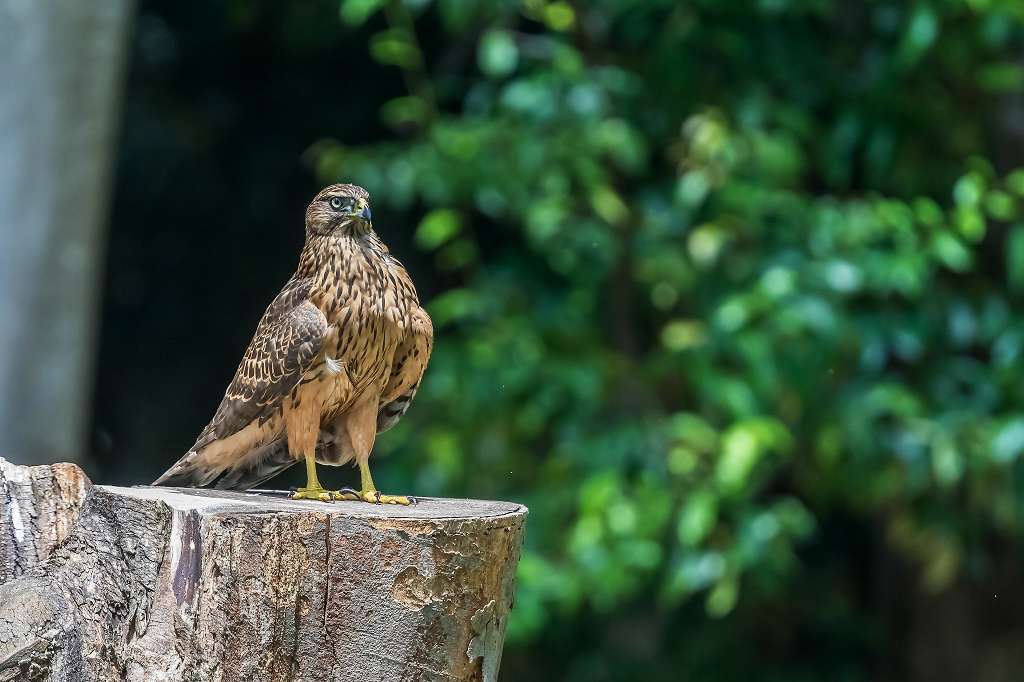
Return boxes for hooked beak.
[359,204,372,222]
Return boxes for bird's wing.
[377,305,433,433]
[153,281,328,486]
[205,297,327,443]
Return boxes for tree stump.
[0,458,528,681]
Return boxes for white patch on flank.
[325,356,343,374]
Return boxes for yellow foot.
[291,486,334,502]
[331,487,415,505]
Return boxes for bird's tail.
[213,439,297,490]
[152,448,223,488]
[153,440,296,490]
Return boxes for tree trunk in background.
[0,0,133,465]
[0,458,527,682]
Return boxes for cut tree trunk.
[0,458,527,682]
[0,457,91,584]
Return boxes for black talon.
[374,490,382,504]
[410,496,418,505]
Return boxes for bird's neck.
[295,231,389,285]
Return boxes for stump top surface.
[105,485,527,520]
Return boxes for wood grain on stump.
[0,457,527,682]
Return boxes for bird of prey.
[153,184,432,504]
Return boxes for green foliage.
[324,0,1024,677]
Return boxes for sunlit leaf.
[339,0,386,26]
[415,208,462,250]
[478,29,518,77]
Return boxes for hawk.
[153,184,432,504]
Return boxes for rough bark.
[0,0,133,464]
[0,458,92,584]
[0,459,527,681]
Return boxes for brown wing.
[204,295,327,443]
[153,279,327,486]
[377,305,433,433]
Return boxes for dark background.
[79,1,1024,680]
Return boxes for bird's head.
[305,184,373,236]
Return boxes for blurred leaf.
[896,5,938,67]
[1007,224,1024,293]
[478,29,518,77]
[415,209,462,250]
[590,185,629,225]
[426,287,478,326]
[932,232,973,272]
[339,0,386,26]
[369,29,420,68]
[931,434,963,487]
[992,417,1024,463]
[380,96,429,129]
[984,189,1016,220]
[978,62,1024,92]
[539,1,575,31]
[953,172,985,207]
[954,206,986,241]
[705,574,739,617]
[1007,168,1024,195]
[677,489,718,546]
[716,424,760,493]
[688,223,726,267]
[661,319,707,351]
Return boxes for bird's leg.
[327,396,414,505]
[291,451,333,502]
[331,459,413,505]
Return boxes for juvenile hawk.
[154,184,432,504]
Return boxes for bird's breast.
[312,248,417,396]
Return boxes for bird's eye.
[329,197,344,210]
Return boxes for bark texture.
[0,459,527,681]
[0,458,91,584]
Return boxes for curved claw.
[330,487,361,501]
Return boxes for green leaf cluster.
[324,0,1024,677]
